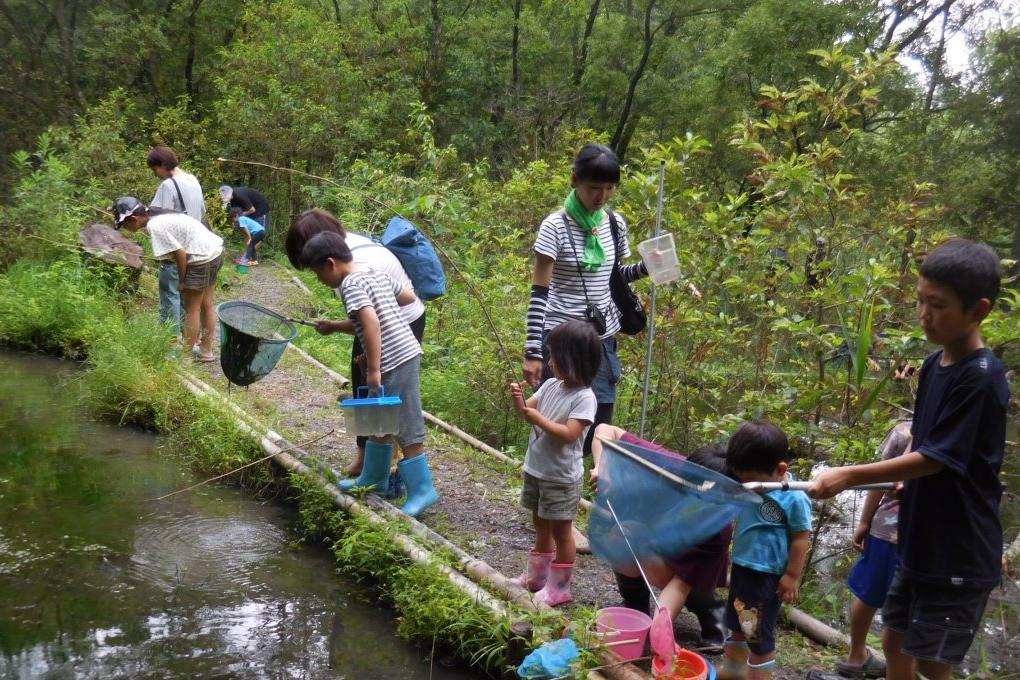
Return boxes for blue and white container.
[340,386,403,436]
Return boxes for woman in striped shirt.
[522,143,648,456]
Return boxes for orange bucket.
[651,646,709,680]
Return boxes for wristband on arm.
[524,284,549,360]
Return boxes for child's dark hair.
[726,421,790,475]
[687,443,732,479]
[919,239,1002,310]
[300,231,352,269]
[546,320,602,388]
[573,143,620,184]
[146,145,179,170]
[286,209,347,269]
[229,207,243,219]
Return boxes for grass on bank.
[0,252,547,677]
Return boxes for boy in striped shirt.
[301,232,439,517]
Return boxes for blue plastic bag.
[517,638,579,678]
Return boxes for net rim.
[216,300,297,343]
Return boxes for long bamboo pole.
[638,162,665,438]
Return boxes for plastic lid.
[340,386,402,408]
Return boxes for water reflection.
[0,353,479,679]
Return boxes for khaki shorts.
[520,472,582,520]
[181,254,223,291]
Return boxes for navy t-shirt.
[899,348,1009,588]
[229,186,269,218]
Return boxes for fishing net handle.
[597,436,718,492]
[743,481,895,491]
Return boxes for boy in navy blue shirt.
[811,239,1009,680]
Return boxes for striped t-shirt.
[534,210,630,336]
[340,270,422,374]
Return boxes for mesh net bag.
[590,438,762,574]
[216,301,297,386]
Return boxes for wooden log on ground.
[784,606,883,664]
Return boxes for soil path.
[184,255,826,679]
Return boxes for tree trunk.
[421,0,444,106]
[923,8,948,113]
[184,0,203,102]
[611,0,656,155]
[572,0,602,87]
[511,0,521,102]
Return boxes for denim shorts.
[882,571,991,666]
[382,354,425,448]
[725,564,782,656]
[520,472,582,521]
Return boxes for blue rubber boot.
[397,454,439,517]
[338,440,393,493]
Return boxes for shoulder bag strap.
[606,209,622,268]
[561,212,593,305]
[169,177,187,214]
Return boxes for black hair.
[573,143,620,184]
[286,209,348,269]
[726,421,790,475]
[300,231,352,269]
[546,320,602,388]
[229,207,243,219]
[687,443,731,478]
[919,238,1002,310]
[146,145,179,170]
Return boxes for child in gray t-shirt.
[509,320,599,606]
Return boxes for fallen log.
[79,223,144,270]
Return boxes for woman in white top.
[147,145,207,337]
[113,196,224,362]
[285,209,425,477]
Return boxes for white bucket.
[638,233,682,285]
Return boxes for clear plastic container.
[638,233,682,285]
[340,386,403,436]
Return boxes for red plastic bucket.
[651,646,709,680]
[596,607,652,661]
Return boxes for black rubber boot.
[613,571,650,617]
[685,588,726,653]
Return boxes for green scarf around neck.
[565,189,606,272]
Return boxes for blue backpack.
[355,217,447,301]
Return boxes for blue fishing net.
[590,438,762,572]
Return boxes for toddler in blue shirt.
[719,421,812,680]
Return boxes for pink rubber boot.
[534,562,574,606]
[510,550,554,592]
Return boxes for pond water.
[0,352,480,680]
